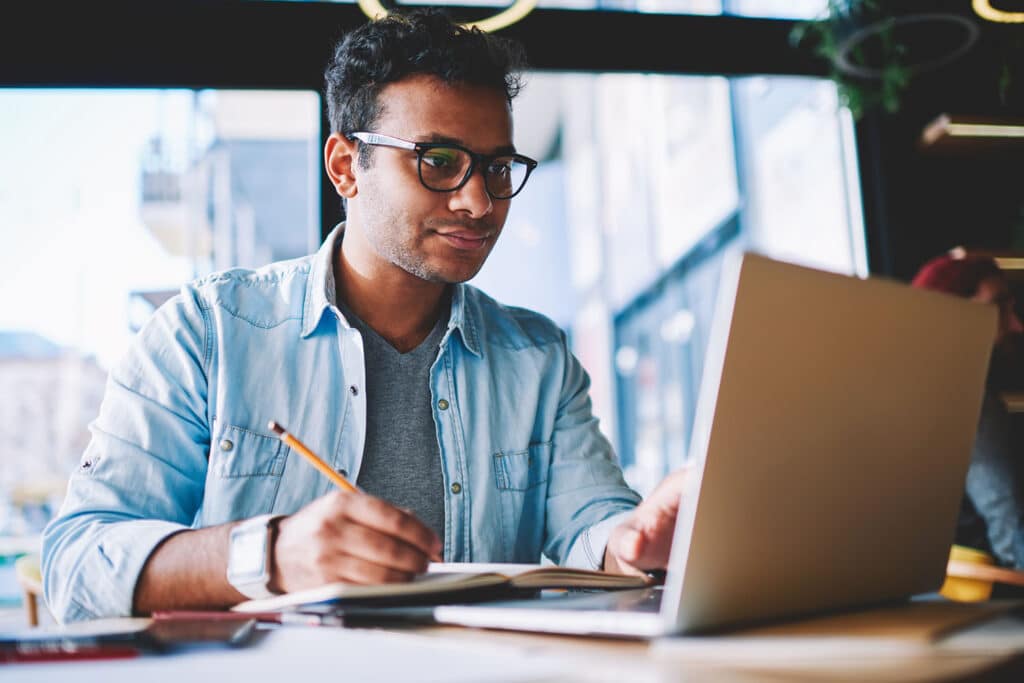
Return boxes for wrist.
[267,515,286,595]
[226,513,285,599]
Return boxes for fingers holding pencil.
[272,492,441,592]
[265,420,443,593]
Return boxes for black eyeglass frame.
[347,131,538,200]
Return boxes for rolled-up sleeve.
[543,336,641,569]
[42,286,212,622]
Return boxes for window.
[0,75,864,527]
[726,0,826,20]
[474,72,865,493]
[0,89,320,541]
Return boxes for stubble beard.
[371,219,493,285]
[372,216,496,285]
[360,187,499,283]
[385,237,449,283]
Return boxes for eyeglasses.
[347,131,538,200]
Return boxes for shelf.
[920,114,1024,155]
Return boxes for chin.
[429,258,488,284]
[431,270,480,285]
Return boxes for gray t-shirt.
[337,299,449,544]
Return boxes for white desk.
[6,616,1024,683]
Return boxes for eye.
[421,148,460,169]
[487,159,514,177]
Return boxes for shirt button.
[220,439,234,452]
[337,468,348,478]
[350,385,359,396]
[450,482,462,494]
[437,399,449,411]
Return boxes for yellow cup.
[939,545,995,602]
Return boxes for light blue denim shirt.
[43,224,640,623]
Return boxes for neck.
[335,228,449,353]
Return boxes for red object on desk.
[1,641,140,664]
[152,609,263,621]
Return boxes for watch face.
[229,525,267,580]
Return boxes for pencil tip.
[268,420,284,435]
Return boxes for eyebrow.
[422,133,517,156]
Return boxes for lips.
[436,230,490,251]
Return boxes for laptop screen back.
[661,253,996,634]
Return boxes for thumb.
[608,517,649,567]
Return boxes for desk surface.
[419,622,1024,683]
[6,616,1024,683]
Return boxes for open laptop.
[434,251,997,637]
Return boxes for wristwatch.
[226,514,284,599]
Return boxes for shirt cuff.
[563,510,633,571]
[64,520,188,621]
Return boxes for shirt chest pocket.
[493,442,551,491]
[209,424,287,478]
[200,424,288,525]
[492,442,551,561]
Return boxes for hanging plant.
[791,0,981,118]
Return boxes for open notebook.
[232,563,650,613]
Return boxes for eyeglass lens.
[419,147,529,198]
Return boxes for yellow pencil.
[268,420,358,493]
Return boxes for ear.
[324,133,359,199]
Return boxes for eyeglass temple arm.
[348,132,417,150]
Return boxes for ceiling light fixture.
[973,0,1024,23]
[357,0,538,33]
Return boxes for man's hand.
[270,491,442,593]
[604,466,693,576]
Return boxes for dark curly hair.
[324,8,528,167]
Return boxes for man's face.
[345,75,515,284]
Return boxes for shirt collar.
[301,222,344,338]
[448,283,481,358]
[301,222,483,358]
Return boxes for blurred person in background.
[912,252,1024,569]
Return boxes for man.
[43,9,687,622]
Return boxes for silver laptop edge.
[658,247,747,634]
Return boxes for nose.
[447,167,493,219]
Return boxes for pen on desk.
[268,420,358,493]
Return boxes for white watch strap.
[235,580,276,600]
[227,514,283,600]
